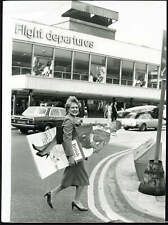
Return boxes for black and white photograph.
[2,0,167,223]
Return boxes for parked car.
[121,111,166,131]
[117,105,157,118]
[11,106,66,134]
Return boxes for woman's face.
[69,102,79,116]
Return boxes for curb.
[115,153,165,220]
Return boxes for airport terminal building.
[10,1,164,116]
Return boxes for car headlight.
[28,119,34,124]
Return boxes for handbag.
[109,120,121,132]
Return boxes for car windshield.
[125,113,136,119]
[22,107,47,116]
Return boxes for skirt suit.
[61,114,89,188]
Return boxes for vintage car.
[121,111,166,131]
[11,106,66,134]
[117,105,157,118]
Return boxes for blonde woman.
[44,96,89,211]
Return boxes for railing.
[54,71,89,81]
[54,71,71,79]
[72,72,89,81]
[121,79,133,86]
[106,77,119,84]
[12,66,31,75]
[148,83,157,89]
[106,77,133,86]
[12,67,158,89]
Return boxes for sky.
[3,0,167,50]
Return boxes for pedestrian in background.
[104,103,108,118]
[111,101,118,122]
[107,102,112,121]
[111,100,118,136]
[44,96,89,211]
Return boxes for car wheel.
[124,127,129,130]
[44,125,52,131]
[139,123,146,131]
[20,128,28,134]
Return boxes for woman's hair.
[65,96,80,113]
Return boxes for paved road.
[11,129,126,223]
[10,128,165,223]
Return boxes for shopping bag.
[108,120,121,132]
[76,123,111,154]
[27,123,112,179]
[27,127,63,179]
[27,127,93,179]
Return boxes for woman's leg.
[72,185,88,210]
[51,184,65,196]
[74,185,85,202]
[44,184,66,208]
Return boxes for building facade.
[11,1,164,117]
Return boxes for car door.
[137,113,152,128]
[144,113,156,128]
[49,107,60,123]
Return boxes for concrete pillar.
[31,44,34,76]
[157,66,161,89]
[119,60,122,85]
[105,56,107,83]
[28,90,33,107]
[88,54,92,82]
[145,64,149,88]
[133,62,136,86]
[12,94,16,115]
[71,51,74,80]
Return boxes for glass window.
[138,113,151,119]
[59,108,66,116]
[125,113,136,118]
[121,60,134,86]
[73,52,89,81]
[54,48,72,79]
[12,41,32,75]
[49,108,60,117]
[22,106,47,116]
[148,64,159,88]
[106,57,120,84]
[134,62,147,87]
[90,54,106,83]
[33,45,53,77]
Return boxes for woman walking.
[44,96,89,211]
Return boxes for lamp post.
[138,30,166,196]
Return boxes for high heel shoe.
[44,192,53,208]
[72,201,88,211]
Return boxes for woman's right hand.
[68,156,75,166]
